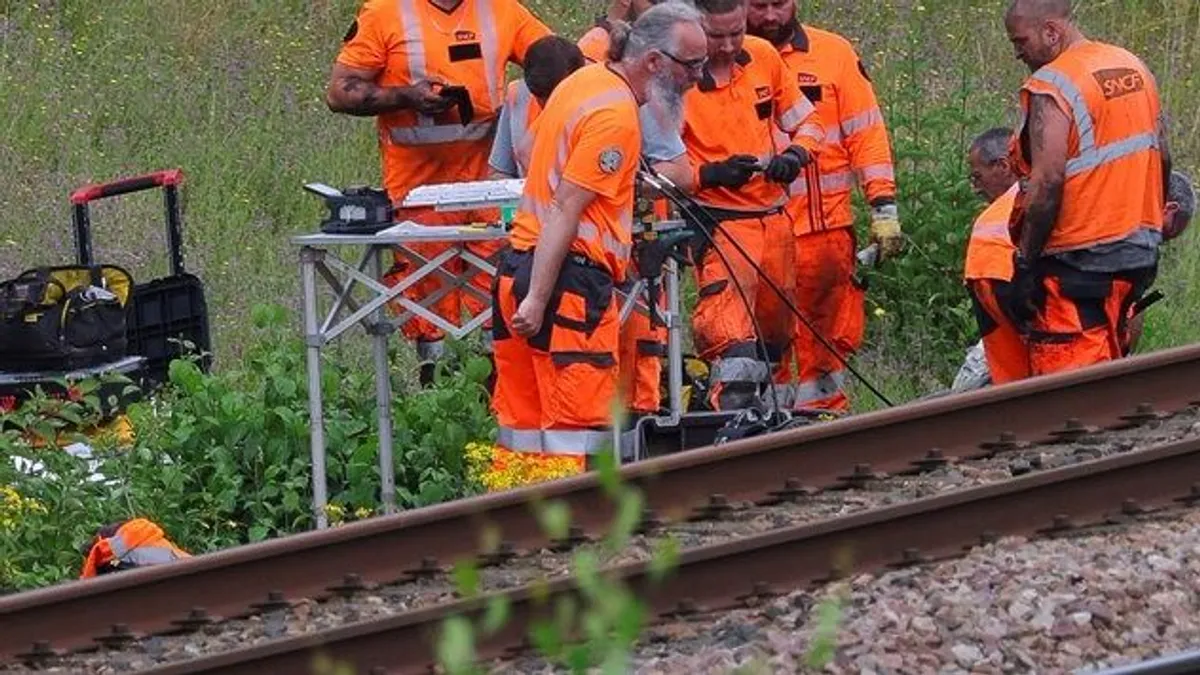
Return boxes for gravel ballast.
[5,409,1200,673]
[492,508,1200,674]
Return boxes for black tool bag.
[0,265,134,372]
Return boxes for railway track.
[3,344,1200,673]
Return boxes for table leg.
[371,246,397,515]
[301,246,329,530]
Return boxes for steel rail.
[135,433,1200,674]
[1081,649,1200,675]
[3,344,1200,662]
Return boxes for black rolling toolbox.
[70,169,212,388]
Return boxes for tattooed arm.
[325,64,452,117]
[1019,93,1071,261]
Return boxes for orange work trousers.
[968,279,1031,385]
[382,206,502,358]
[617,277,666,415]
[692,214,796,411]
[774,227,864,412]
[489,249,621,491]
[1026,263,1153,377]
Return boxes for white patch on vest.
[598,147,623,174]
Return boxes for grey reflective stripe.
[389,121,496,145]
[480,330,493,353]
[578,221,631,260]
[498,427,611,455]
[778,97,816,133]
[971,222,1011,241]
[108,534,180,566]
[398,0,426,82]
[790,169,855,197]
[840,107,883,137]
[498,426,543,452]
[711,356,770,384]
[1065,131,1158,177]
[1044,224,1160,256]
[857,163,895,183]
[791,370,847,404]
[542,429,610,454]
[123,546,182,566]
[794,123,825,144]
[417,339,446,362]
[1031,67,1095,151]
[474,0,502,110]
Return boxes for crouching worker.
[80,518,189,578]
[487,2,706,490]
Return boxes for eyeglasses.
[658,49,708,73]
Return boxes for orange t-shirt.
[509,64,642,281]
[681,36,823,212]
[336,0,550,202]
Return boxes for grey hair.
[1169,170,1195,216]
[970,127,1014,164]
[609,1,701,62]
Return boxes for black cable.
[636,159,781,419]
[643,165,895,409]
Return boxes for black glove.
[699,154,761,189]
[1006,253,1043,329]
[764,146,810,184]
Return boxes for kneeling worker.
[963,126,1028,386]
[489,3,707,487]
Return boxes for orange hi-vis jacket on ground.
[683,36,823,213]
[681,36,822,410]
[338,0,549,356]
[489,63,642,489]
[80,518,189,578]
[336,0,550,204]
[963,184,1029,385]
[1011,39,1164,257]
[775,22,896,234]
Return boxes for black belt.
[508,248,609,275]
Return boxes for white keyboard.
[402,178,526,212]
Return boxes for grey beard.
[647,75,685,134]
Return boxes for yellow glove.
[869,203,904,261]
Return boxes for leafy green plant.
[437,447,681,675]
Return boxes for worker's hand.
[401,80,454,115]
[1006,253,1043,330]
[763,146,810,184]
[511,295,548,338]
[868,202,905,261]
[699,155,760,189]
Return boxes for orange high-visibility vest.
[80,518,189,578]
[964,184,1019,282]
[1011,40,1164,255]
[336,0,551,203]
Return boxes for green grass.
[1,0,1196,405]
